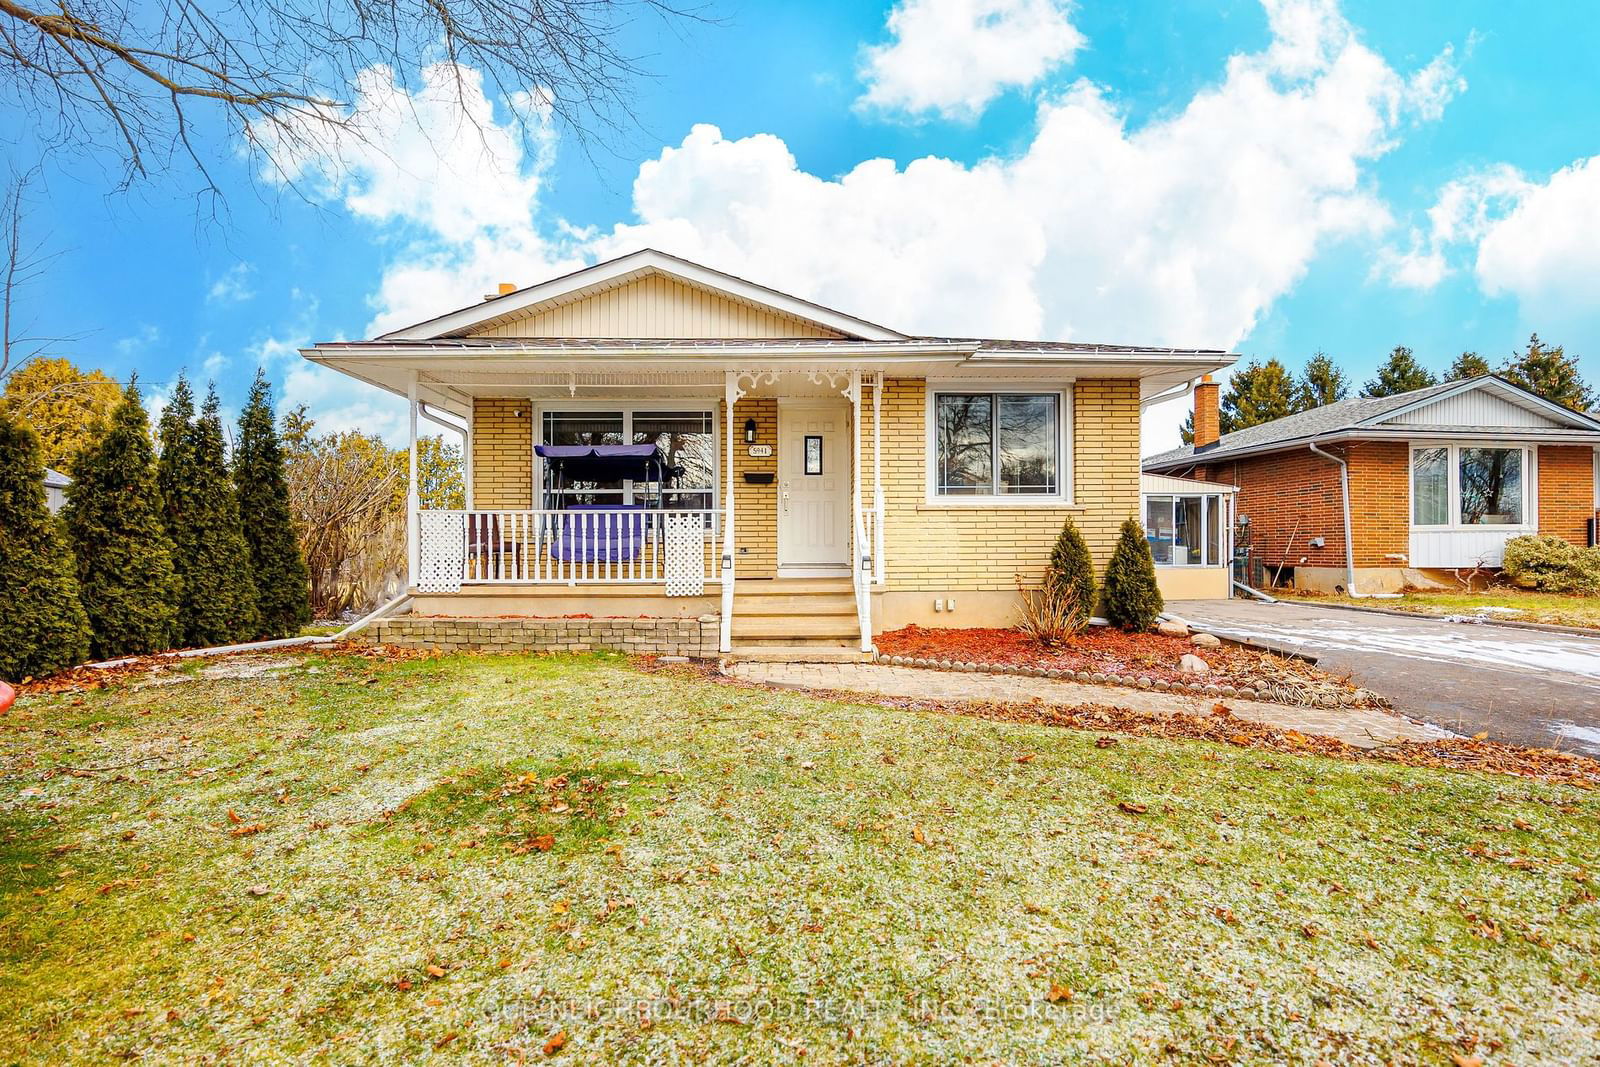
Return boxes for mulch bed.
[636,656,1600,791]
[876,624,1353,693]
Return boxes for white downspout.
[872,371,884,586]
[1307,439,1371,598]
[850,369,870,653]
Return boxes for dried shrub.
[1501,534,1600,595]
[1016,573,1087,648]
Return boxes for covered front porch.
[374,354,942,655]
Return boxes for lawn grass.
[1314,588,1600,630]
[2,651,1597,1063]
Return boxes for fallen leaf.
[912,825,927,846]
[1118,801,1147,815]
[1015,753,1036,764]
[1094,737,1118,749]
[245,885,270,897]
[543,1030,567,1055]
[426,965,446,978]
[1046,983,1073,1003]
[226,809,242,824]
[1451,1056,1483,1067]
[230,823,265,837]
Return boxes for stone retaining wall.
[362,615,720,658]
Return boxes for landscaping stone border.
[871,652,1387,709]
[362,615,721,659]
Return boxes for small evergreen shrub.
[1103,517,1164,631]
[63,380,180,658]
[1044,516,1097,629]
[0,409,91,679]
[1501,535,1600,595]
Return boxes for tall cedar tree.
[1044,515,1096,627]
[1449,352,1492,380]
[1103,517,1164,632]
[1219,358,1297,434]
[1361,346,1437,397]
[63,380,180,658]
[1499,334,1596,412]
[236,371,312,636]
[0,409,91,679]
[162,385,260,646]
[1296,351,1349,409]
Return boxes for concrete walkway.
[1170,599,1600,755]
[729,661,1446,749]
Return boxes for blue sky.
[9,0,1600,452]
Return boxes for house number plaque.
[746,444,773,458]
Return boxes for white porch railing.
[416,508,721,589]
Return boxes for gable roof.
[43,467,70,489]
[379,249,910,342]
[1144,375,1600,470]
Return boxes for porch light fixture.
[743,418,757,444]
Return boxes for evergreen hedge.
[1103,517,1164,632]
[236,371,312,637]
[0,409,91,679]
[160,383,260,646]
[63,380,180,658]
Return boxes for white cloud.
[1376,165,1527,290]
[255,62,580,336]
[1474,155,1600,316]
[857,0,1085,121]
[262,0,1462,454]
[207,262,256,304]
[603,0,1454,353]
[115,323,161,357]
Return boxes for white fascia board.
[377,249,908,342]
[303,341,976,361]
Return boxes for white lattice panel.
[664,514,705,596]
[417,512,466,593]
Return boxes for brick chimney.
[1193,374,1220,449]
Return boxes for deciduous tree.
[0,357,121,470]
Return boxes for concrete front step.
[726,645,871,664]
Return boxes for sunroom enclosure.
[403,367,888,654]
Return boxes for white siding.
[1409,527,1530,568]
[45,485,66,513]
[1388,389,1562,428]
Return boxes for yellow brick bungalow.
[302,250,1233,658]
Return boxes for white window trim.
[1142,492,1233,568]
[533,399,720,511]
[1407,441,1538,532]
[923,382,1074,506]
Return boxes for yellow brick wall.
[466,378,1141,591]
[880,377,1140,591]
[727,397,778,578]
[471,398,533,507]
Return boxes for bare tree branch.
[0,0,708,196]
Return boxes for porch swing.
[535,443,681,563]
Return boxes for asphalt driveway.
[1169,599,1600,755]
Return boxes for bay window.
[933,391,1063,499]
[1409,444,1528,528]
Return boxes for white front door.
[778,403,851,571]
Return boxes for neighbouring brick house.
[1144,375,1600,593]
[301,249,1233,658]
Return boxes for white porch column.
[850,369,870,652]
[872,371,884,585]
[719,370,738,653]
[463,398,474,510]
[406,373,420,590]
